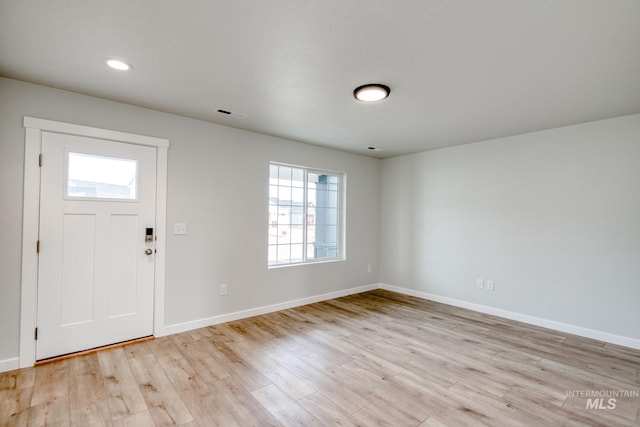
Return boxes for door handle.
[145,248,153,255]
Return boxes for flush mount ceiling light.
[104,58,132,71]
[354,84,390,102]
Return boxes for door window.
[66,152,138,200]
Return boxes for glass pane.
[328,190,338,208]
[315,207,338,226]
[269,205,278,227]
[290,225,304,244]
[277,206,290,223]
[278,167,292,186]
[67,152,137,199]
[269,164,279,181]
[292,168,304,187]
[326,226,337,244]
[290,206,304,225]
[269,185,278,202]
[291,187,304,204]
[313,226,325,244]
[277,226,291,244]
[268,245,277,265]
[278,186,292,204]
[326,208,338,225]
[290,244,303,262]
[306,244,315,260]
[278,245,291,264]
[268,231,278,245]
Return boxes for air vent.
[216,109,248,119]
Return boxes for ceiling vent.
[216,109,247,119]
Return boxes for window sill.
[267,257,345,270]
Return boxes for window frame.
[268,162,345,268]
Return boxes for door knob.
[145,248,153,255]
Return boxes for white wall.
[380,114,640,342]
[2,75,638,367]
[0,77,380,363]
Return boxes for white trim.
[160,283,378,337]
[20,117,170,368]
[379,283,640,350]
[23,117,169,148]
[153,146,168,336]
[0,358,20,373]
[19,127,42,368]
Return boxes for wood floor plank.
[172,338,231,383]
[111,409,156,427]
[28,399,70,427]
[0,386,33,426]
[251,384,319,427]
[122,340,154,360]
[17,363,68,427]
[68,354,111,426]
[69,402,113,427]
[210,376,283,427]
[0,367,36,392]
[128,354,194,426]
[161,357,239,427]
[2,289,639,426]
[30,360,69,408]
[297,392,361,427]
[229,340,316,400]
[270,351,370,414]
[97,348,148,421]
[351,401,407,426]
[68,354,104,406]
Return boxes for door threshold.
[35,335,154,366]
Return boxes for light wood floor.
[2,290,639,426]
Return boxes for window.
[66,152,138,200]
[269,163,344,266]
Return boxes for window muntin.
[269,163,343,266]
[66,152,138,200]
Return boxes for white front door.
[36,131,157,360]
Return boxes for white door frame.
[19,117,169,368]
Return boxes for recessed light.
[104,58,132,71]
[354,84,390,102]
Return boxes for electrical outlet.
[173,222,187,235]
[476,279,484,289]
[220,284,228,296]
[486,280,495,291]
[367,264,372,273]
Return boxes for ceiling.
[1,1,639,158]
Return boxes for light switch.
[174,222,187,235]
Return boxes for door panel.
[36,131,156,360]
[108,214,139,318]
[61,214,97,326]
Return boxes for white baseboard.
[379,283,640,350]
[159,283,379,337]
[0,357,19,373]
